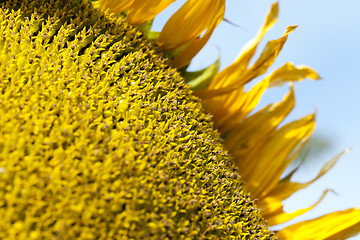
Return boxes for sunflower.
[0,0,359,239]
[98,0,360,239]
[0,0,274,239]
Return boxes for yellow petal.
[127,0,176,25]
[245,25,298,80]
[277,209,360,240]
[266,150,348,203]
[99,0,134,14]
[157,0,225,52]
[202,86,245,121]
[240,114,315,198]
[171,16,221,68]
[260,190,330,226]
[204,2,278,92]
[267,62,321,88]
[196,25,297,99]
[213,78,270,131]
[224,87,295,151]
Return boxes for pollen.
[0,0,276,239]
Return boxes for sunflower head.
[0,0,277,239]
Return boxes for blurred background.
[152,0,360,233]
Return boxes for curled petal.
[196,25,297,99]
[206,2,279,90]
[267,62,321,88]
[245,25,297,80]
[266,150,348,203]
[260,190,331,226]
[277,209,360,240]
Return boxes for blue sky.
[153,0,360,231]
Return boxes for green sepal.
[136,20,160,42]
[182,58,220,91]
[148,30,160,42]
[137,20,154,38]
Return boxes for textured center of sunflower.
[0,0,276,239]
